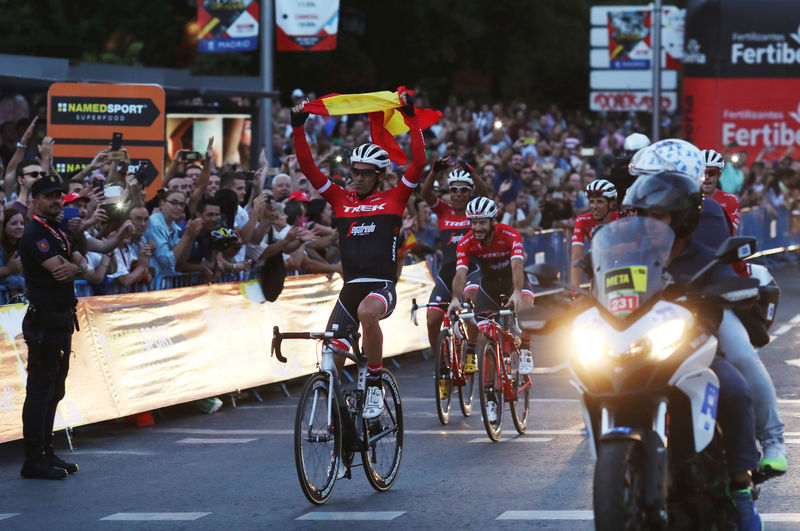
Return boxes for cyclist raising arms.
[291,91,424,419]
[419,160,489,372]
[448,197,534,418]
[570,179,620,285]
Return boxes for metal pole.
[259,0,274,168]
[651,0,662,141]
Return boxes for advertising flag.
[276,0,339,52]
[198,0,260,53]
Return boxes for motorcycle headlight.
[572,327,613,368]
[646,318,687,361]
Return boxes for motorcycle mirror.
[715,236,758,264]
[525,263,560,288]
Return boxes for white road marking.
[296,511,405,521]
[160,429,292,435]
[176,437,258,444]
[789,313,800,324]
[100,513,210,521]
[0,514,20,520]
[777,399,800,405]
[784,438,800,444]
[497,510,593,520]
[763,513,800,522]
[468,437,553,443]
[71,450,155,455]
[773,324,792,336]
[786,358,800,368]
[402,397,579,403]
[406,429,583,435]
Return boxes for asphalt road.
[1,263,799,530]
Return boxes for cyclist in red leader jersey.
[291,92,424,419]
[570,179,620,286]
[701,149,740,236]
[448,197,534,376]
[420,159,489,373]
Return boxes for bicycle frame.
[410,299,469,386]
[472,310,530,402]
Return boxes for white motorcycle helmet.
[623,132,650,154]
[628,139,705,184]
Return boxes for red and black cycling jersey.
[708,189,740,237]
[293,116,425,282]
[456,222,525,293]
[572,210,620,246]
[431,199,471,282]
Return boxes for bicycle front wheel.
[294,372,341,505]
[362,369,404,492]
[510,365,531,434]
[477,337,503,441]
[434,328,453,425]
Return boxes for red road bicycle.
[411,299,476,424]
[474,300,531,441]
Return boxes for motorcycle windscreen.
[591,217,675,317]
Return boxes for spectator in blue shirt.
[143,190,198,277]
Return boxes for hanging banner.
[0,263,433,443]
[275,0,339,52]
[198,0,260,53]
[47,82,165,197]
[683,0,800,160]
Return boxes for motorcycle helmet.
[629,139,705,184]
[622,171,702,238]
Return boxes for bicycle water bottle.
[438,377,449,400]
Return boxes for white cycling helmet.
[351,143,390,169]
[447,169,474,187]
[629,138,705,183]
[702,149,725,169]
[465,196,497,219]
[585,179,617,199]
[624,132,650,153]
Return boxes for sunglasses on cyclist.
[24,171,49,178]
[705,168,721,177]
[449,186,473,194]
[351,168,382,178]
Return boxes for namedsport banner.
[0,263,432,443]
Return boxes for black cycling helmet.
[621,171,702,238]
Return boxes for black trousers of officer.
[21,308,74,448]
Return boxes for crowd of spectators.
[1,90,799,302]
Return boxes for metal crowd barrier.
[0,206,797,305]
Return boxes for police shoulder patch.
[37,239,49,253]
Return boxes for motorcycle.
[520,216,762,530]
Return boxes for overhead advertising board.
[47,83,165,196]
[683,0,800,160]
[198,0,260,53]
[275,0,339,51]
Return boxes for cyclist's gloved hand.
[399,90,415,117]
[290,101,309,127]
[447,297,461,316]
[433,158,449,172]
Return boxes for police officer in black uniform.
[19,174,89,480]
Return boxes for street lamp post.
[651,0,662,141]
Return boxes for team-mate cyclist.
[290,91,424,419]
[419,160,489,373]
[448,197,534,421]
[701,149,740,236]
[570,179,620,285]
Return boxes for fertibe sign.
[683,0,800,160]
[47,83,165,197]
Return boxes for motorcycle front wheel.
[593,439,646,531]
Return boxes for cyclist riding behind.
[701,149,740,236]
[291,91,425,419]
[570,179,620,286]
[448,197,535,421]
[419,159,489,373]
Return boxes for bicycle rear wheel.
[434,329,453,425]
[477,337,503,441]
[362,369,404,492]
[294,372,341,505]
[510,364,531,434]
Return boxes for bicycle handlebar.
[271,326,361,364]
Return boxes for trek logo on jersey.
[347,222,377,237]
[442,219,469,228]
[342,203,386,214]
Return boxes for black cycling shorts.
[326,280,397,351]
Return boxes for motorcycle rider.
[630,140,787,479]
[623,170,762,531]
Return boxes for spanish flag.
[397,230,417,258]
[302,86,441,165]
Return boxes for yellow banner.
[0,262,433,443]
